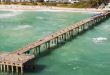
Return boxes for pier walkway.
[0,11,110,74]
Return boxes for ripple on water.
[13,25,32,30]
[72,66,80,70]
[92,37,107,43]
[36,16,44,20]
[102,24,110,32]
[0,11,23,18]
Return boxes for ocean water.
[0,10,110,75]
[0,11,91,52]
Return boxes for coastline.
[0,5,105,13]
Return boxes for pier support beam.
[45,42,48,49]
[56,37,59,44]
[3,64,6,72]
[76,27,79,34]
[16,66,18,73]
[45,41,51,49]
[7,65,9,72]
[70,30,73,38]
[35,46,41,55]
[48,41,50,49]
[0,64,2,71]
[21,66,23,74]
[64,33,66,41]
[51,39,54,45]
[61,35,64,41]
[11,65,14,73]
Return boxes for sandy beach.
[0,5,105,13]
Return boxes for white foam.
[0,11,23,18]
[92,37,107,43]
[36,16,44,20]
[34,9,100,14]
[13,25,32,30]
[72,66,79,70]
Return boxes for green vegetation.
[55,0,107,8]
[0,0,108,8]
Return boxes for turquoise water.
[0,11,91,52]
[0,11,110,75]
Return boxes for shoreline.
[0,5,105,13]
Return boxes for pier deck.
[0,53,34,73]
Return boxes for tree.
[86,0,108,7]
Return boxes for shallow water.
[0,11,110,75]
[0,11,91,52]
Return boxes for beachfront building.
[44,0,80,3]
[69,0,79,3]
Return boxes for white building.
[69,0,79,3]
[44,0,80,3]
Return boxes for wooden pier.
[0,52,34,74]
[0,11,110,74]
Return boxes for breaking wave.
[92,37,107,43]
[72,66,79,70]
[0,11,23,18]
[13,25,32,30]
[36,16,44,20]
